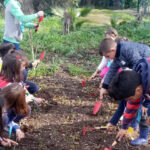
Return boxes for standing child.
[3,0,44,50]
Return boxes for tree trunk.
[22,0,34,14]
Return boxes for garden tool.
[83,126,107,135]
[93,100,102,115]
[39,50,45,61]
[35,16,44,32]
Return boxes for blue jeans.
[3,39,21,50]
[23,69,39,94]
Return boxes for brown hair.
[105,27,118,37]
[99,38,117,56]
[2,83,29,115]
[0,95,5,137]
[0,43,15,59]
[14,50,30,68]
[1,52,23,82]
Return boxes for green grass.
[20,16,106,58]
[68,63,94,76]
[28,61,59,77]
[100,9,135,21]
[1,9,150,77]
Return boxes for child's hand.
[16,129,25,141]
[99,78,104,89]
[146,116,150,125]
[106,123,115,131]
[116,129,127,141]
[34,24,40,31]
[32,59,40,68]
[1,138,18,147]
[37,11,44,17]
[99,88,108,101]
[142,106,148,116]
[90,70,99,80]
[35,97,45,104]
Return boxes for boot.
[131,128,149,146]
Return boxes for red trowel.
[35,16,44,32]
[39,50,45,61]
[83,126,107,135]
[93,100,102,115]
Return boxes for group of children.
[91,28,150,146]
[0,43,44,148]
[1,0,150,148]
[0,0,46,148]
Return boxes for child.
[91,28,128,79]
[0,44,40,93]
[90,28,118,79]
[14,50,39,94]
[0,43,15,70]
[0,95,18,148]
[3,0,44,50]
[99,38,150,101]
[2,83,30,141]
[108,68,150,145]
[0,52,44,104]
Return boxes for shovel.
[35,16,44,32]
[93,100,102,115]
[39,50,45,61]
[83,126,107,135]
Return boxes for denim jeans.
[23,69,39,94]
[3,39,21,50]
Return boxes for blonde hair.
[105,27,118,37]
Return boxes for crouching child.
[108,58,150,146]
